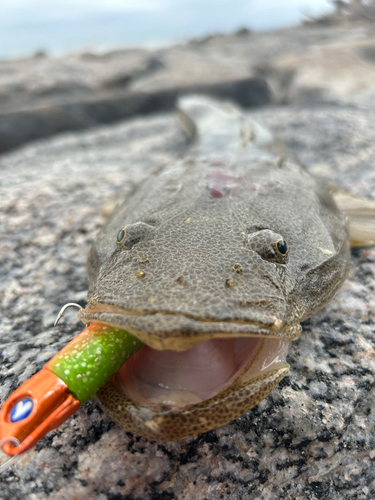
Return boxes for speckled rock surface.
[2,24,375,499]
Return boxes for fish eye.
[116,229,126,244]
[116,222,157,250]
[244,229,288,265]
[276,239,288,256]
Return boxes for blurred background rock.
[4,0,375,153]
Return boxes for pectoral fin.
[329,186,375,247]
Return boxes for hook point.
[54,303,83,326]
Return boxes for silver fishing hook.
[54,303,83,326]
[0,437,20,473]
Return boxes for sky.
[0,0,334,58]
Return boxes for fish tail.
[175,94,275,156]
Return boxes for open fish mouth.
[79,301,295,439]
[111,335,290,408]
[79,303,298,410]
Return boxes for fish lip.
[78,302,301,350]
[94,361,291,440]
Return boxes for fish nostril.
[175,276,190,288]
[232,263,243,274]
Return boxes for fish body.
[78,96,350,440]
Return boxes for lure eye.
[10,398,34,422]
[276,239,288,256]
[116,229,126,244]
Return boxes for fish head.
[79,157,350,439]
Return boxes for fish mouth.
[79,303,298,410]
[111,335,289,409]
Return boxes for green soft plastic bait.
[47,323,144,403]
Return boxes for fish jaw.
[95,365,289,441]
[78,304,296,439]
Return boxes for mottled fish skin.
[79,96,350,440]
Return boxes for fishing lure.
[0,308,143,458]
